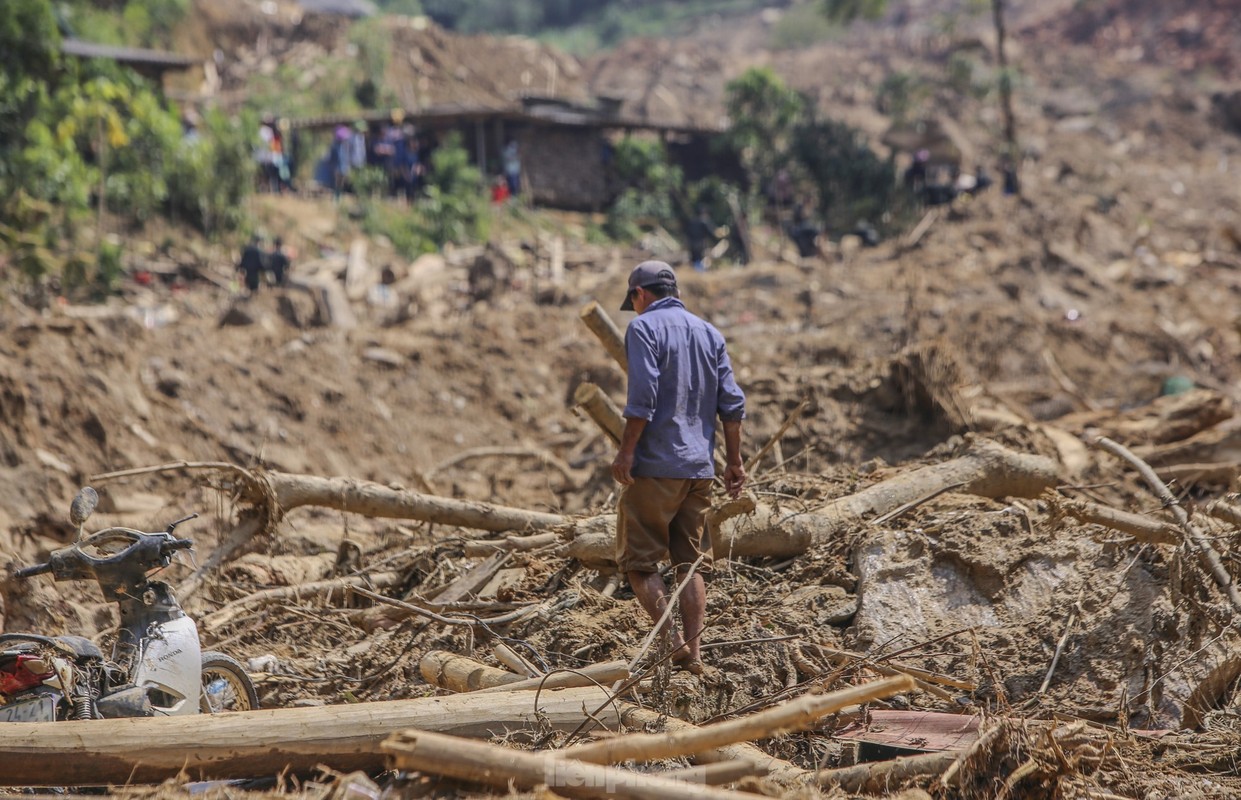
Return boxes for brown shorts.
[616,477,714,575]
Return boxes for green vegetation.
[0,0,251,296]
[725,67,913,236]
[604,137,684,241]
[58,0,190,49]
[360,133,488,258]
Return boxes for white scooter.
[0,487,257,722]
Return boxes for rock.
[218,303,256,327]
[361,347,405,368]
[781,584,858,625]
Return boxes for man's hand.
[723,460,746,498]
[612,449,636,486]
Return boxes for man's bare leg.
[676,568,707,665]
[627,570,686,654]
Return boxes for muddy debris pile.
[4,257,1241,797]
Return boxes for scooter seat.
[51,635,104,660]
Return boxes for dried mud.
[4,1,1241,797]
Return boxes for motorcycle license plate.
[0,694,56,722]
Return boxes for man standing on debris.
[612,260,746,675]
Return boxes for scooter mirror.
[69,487,99,529]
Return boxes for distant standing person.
[267,237,290,286]
[503,139,521,196]
[612,260,747,676]
[238,235,265,294]
[686,206,716,272]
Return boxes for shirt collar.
[641,296,685,314]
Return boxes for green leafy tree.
[790,112,912,235]
[0,0,60,85]
[166,108,254,234]
[723,67,804,194]
[604,137,683,240]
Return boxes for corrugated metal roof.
[287,102,724,136]
[61,38,199,69]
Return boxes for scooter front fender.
[131,616,202,716]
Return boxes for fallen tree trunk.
[566,439,1059,565]
[475,660,630,693]
[258,471,570,532]
[383,730,755,800]
[574,382,624,446]
[0,687,624,787]
[122,439,1058,579]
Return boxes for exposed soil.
[4,1,1241,797]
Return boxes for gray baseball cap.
[620,260,677,311]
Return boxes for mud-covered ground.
[3,1,1241,797]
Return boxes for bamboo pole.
[383,731,756,800]
[562,675,914,764]
[579,301,628,372]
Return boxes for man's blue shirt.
[623,297,746,479]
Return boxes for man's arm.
[721,419,745,498]
[611,417,648,487]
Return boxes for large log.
[565,439,1059,565]
[123,439,1058,576]
[383,730,755,800]
[0,687,625,787]
[260,471,569,532]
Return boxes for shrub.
[604,137,683,240]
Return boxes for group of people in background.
[236,235,291,294]
[255,117,296,194]
[254,112,526,206]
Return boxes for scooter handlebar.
[15,562,52,579]
[161,538,194,555]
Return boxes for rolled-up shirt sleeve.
[715,339,746,422]
[623,323,661,420]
